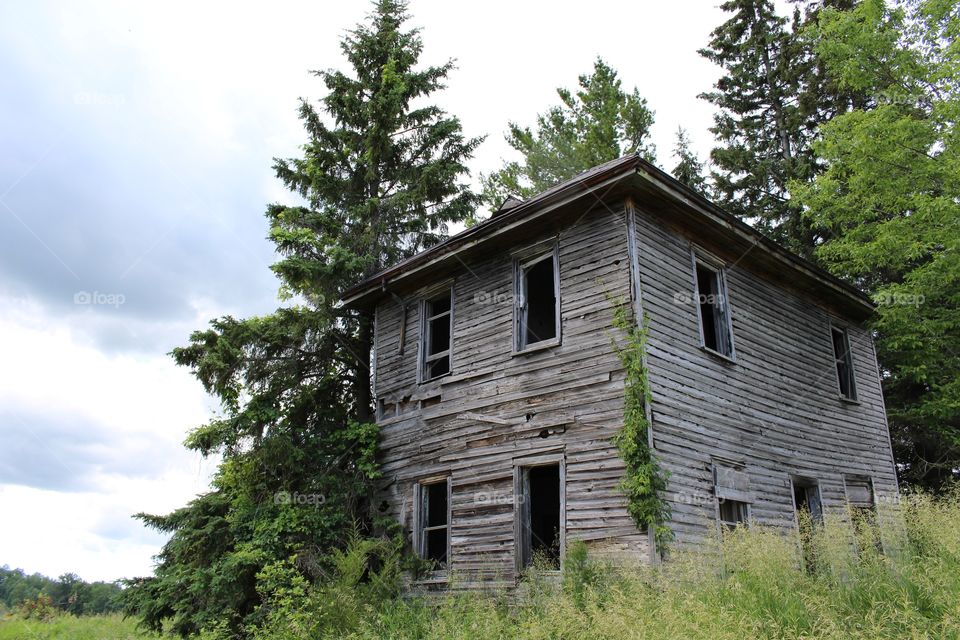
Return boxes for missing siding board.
[831,326,857,400]
[693,258,734,358]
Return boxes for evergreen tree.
[699,0,818,255]
[481,58,655,211]
[794,0,960,489]
[120,2,480,636]
[670,127,709,193]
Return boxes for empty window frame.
[516,460,563,570]
[713,461,751,530]
[420,290,452,382]
[515,248,560,351]
[415,478,451,570]
[693,257,734,358]
[831,326,857,400]
[845,475,881,552]
[792,477,824,571]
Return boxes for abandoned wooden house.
[342,153,898,586]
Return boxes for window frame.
[513,244,561,354]
[418,287,454,383]
[712,459,751,531]
[691,251,736,361]
[413,475,452,572]
[789,476,824,526]
[513,453,566,572]
[830,324,858,401]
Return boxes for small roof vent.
[492,195,523,218]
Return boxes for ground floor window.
[713,459,751,530]
[415,477,450,570]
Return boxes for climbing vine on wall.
[611,300,673,551]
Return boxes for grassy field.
[0,614,154,640]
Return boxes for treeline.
[0,566,123,616]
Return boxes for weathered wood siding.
[633,207,898,546]
[373,205,650,587]
[372,195,898,585]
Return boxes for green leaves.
[481,58,655,211]
[794,0,960,488]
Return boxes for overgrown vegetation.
[610,301,672,551]
[0,613,155,639]
[167,490,960,639]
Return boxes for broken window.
[518,462,562,569]
[416,478,450,569]
[845,475,881,552]
[694,260,733,357]
[516,251,559,350]
[421,290,452,381]
[831,326,856,400]
[713,461,751,530]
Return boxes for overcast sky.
[0,0,743,582]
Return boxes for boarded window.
[695,261,733,357]
[845,475,881,552]
[517,251,558,350]
[831,326,856,400]
[421,291,452,381]
[714,461,750,529]
[416,479,450,569]
[518,463,561,569]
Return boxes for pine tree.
[481,58,655,211]
[120,2,480,636]
[670,127,709,193]
[699,0,817,255]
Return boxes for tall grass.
[0,613,155,639]
[224,490,960,639]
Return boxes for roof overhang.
[342,155,874,321]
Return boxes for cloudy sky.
[0,0,737,582]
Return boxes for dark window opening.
[846,476,881,553]
[718,498,748,530]
[418,480,449,569]
[520,256,557,349]
[520,463,561,569]
[831,327,856,399]
[794,479,823,572]
[695,262,732,356]
[422,292,452,381]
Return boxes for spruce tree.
[670,127,709,193]
[699,0,817,255]
[120,2,480,636]
[481,58,655,211]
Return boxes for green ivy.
[610,300,673,552]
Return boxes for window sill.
[412,571,448,586]
[700,345,736,365]
[419,372,451,386]
[837,395,861,405]
[513,339,561,356]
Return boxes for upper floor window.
[694,258,734,358]
[831,326,856,400]
[515,247,560,351]
[420,290,452,382]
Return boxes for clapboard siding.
[634,206,897,546]
[370,193,897,586]
[374,205,650,587]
